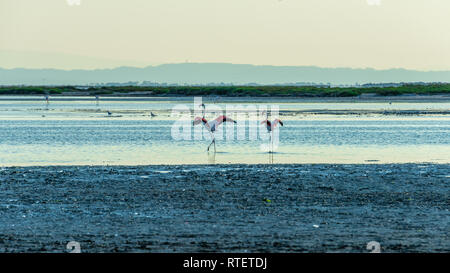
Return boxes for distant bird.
[193,115,236,152]
[107,111,112,116]
[44,95,49,104]
[150,112,157,117]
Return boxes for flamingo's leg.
[271,131,274,154]
[207,139,213,152]
[269,131,272,153]
[207,132,215,152]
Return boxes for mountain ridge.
[1,63,449,85]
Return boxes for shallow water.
[0,96,449,166]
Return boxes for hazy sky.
[1,0,449,70]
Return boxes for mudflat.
[0,164,448,253]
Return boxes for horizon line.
[1,63,450,73]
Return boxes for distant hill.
[0,63,449,85]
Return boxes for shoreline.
[1,83,449,100]
[1,162,450,168]
[0,93,449,102]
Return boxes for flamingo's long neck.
[202,119,210,131]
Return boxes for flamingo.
[193,115,236,152]
[261,117,284,153]
[261,118,284,133]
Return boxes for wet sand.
[0,164,448,253]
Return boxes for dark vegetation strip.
[0,84,449,97]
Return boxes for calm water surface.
[0,96,449,166]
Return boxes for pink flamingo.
[261,119,284,133]
[193,115,237,152]
[261,118,284,153]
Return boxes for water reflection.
[207,151,216,164]
[269,151,274,164]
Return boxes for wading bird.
[261,117,284,153]
[262,118,284,133]
[193,115,237,152]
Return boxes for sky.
[1,0,449,70]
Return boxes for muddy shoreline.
[0,164,448,253]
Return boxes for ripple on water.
[153,170,172,174]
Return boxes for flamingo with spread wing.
[261,119,284,133]
[193,115,237,152]
[261,118,284,153]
